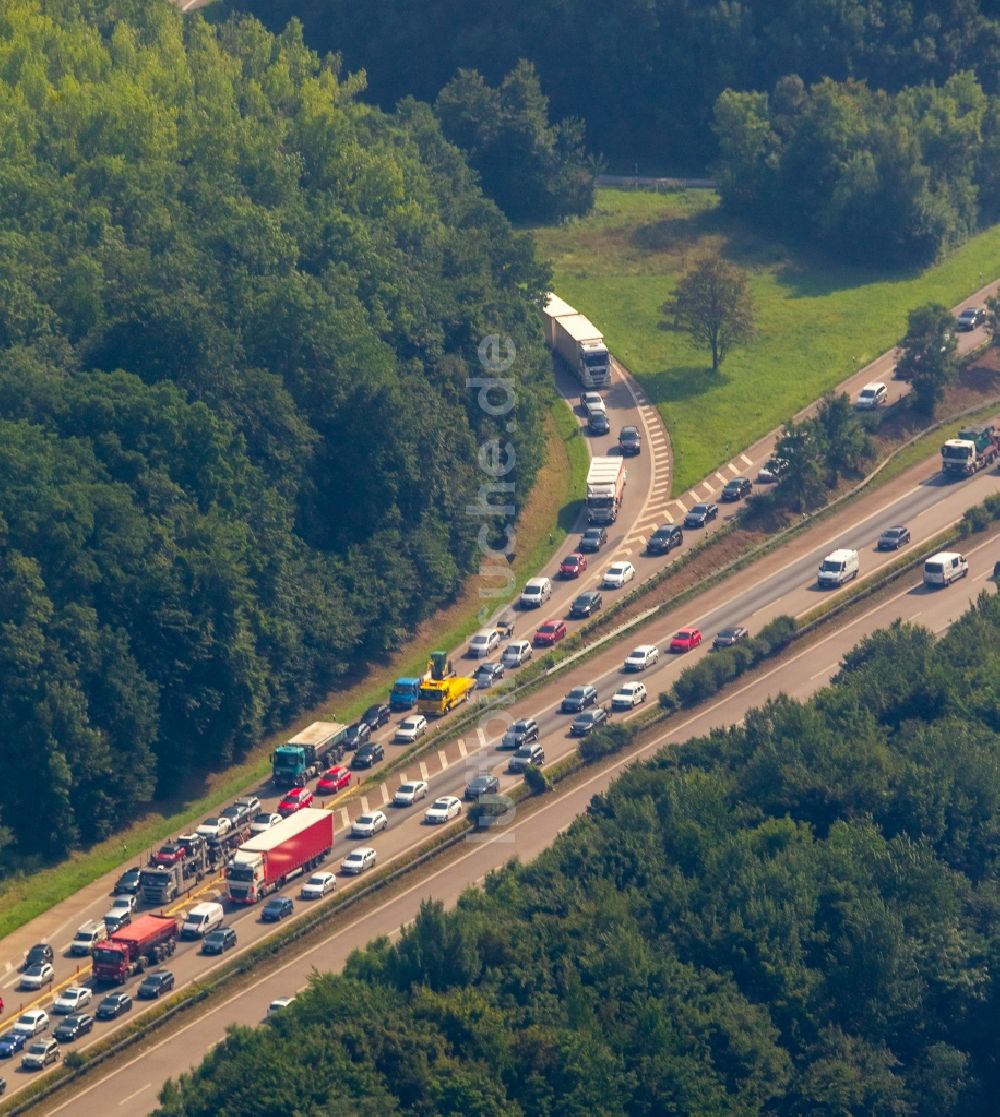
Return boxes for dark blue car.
[0,1032,27,1058]
[261,896,294,922]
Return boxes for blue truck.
[389,677,422,711]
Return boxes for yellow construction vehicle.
[417,651,474,716]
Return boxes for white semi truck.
[586,457,626,524]
[541,293,612,389]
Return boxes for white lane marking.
[339,809,350,828]
[715,472,728,485]
[437,749,448,770]
[118,1084,150,1107]
[702,481,715,494]
[741,453,754,465]
[810,663,838,680]
[728,463,739,475]
[359,796,369,813]
[457,739,468,758]
[419,761,429,780]
[380,785,390,805]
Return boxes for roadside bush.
[579,724,633,764]
[523,766,550,795]
[659,690,679,713]
[673,660,720,707]
[752,615,797,657]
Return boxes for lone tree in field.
[661,255,757,371]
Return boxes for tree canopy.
[223,0,1000,166]
[660,254,757,372]
[156,593,1000,1114]
[0,0,551,858]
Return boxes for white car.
[196,816,233,840]
[110,893,137,915]
[501,641,533,667]
[52,987,93,1015]
[13,1010,50,1036]
[20,963,55,991]
[424,796,463,824]
[624,644,659,671]
[233,795,261,817]
[611,681,648,710]
[856,381,887,409]
[351,810,389,838]
[581,391,606,415]
[519,577,552,608]
[250,811,283,835]
[394,714,427,743]
[393,780,429,807]
[341,847,377,875]
[602,561,636,588]
[467,628,501,658]
[300,872,337,899]
[267,997,296,1015]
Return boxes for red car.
[153,842,186,866]
[278,787,314,817]
[670,627,703,653]
[534,619,568,647]
[316,766,352,795]
[559,553,588,578]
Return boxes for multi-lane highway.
[30,450,1000,1115]
[3,290,999,1109]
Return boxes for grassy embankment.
[0,401,589,939]
[534,188,1000,494]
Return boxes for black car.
[53,1014,94,1043]
[351,742,385,770]
[96,993,133,1020]
[112,867,142,896]
[618,425,641,456]
[712,626,749,651]
[588,412,610,436]
[684,502,718,527]
[202,927,237,955]
[570,708,611,737]
[646,525,683,555]
[570,590,603,618]
[261,896,294,922]
[361,702,391,730]
[344,722,372,751]
[475,662,506,688]
[877,525,910,550]
[465,774,500,800]
[957,306,986,330]
[756,457,789,484]
[720,477,752,501]
[578,526,608,553]
[499,718,539,750]
[137,971,175,1000]
[561,685,599,714]
[22,944,53,970]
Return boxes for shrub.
[523,766,550,795]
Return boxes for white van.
[817,548,860,588]
[70,920,108,956]
[519,577,552,609]
[180,901,225,940]
[923,552,968,587]
[856,382,888,410]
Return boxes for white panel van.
[817,548,859,588]
[923,552,968,587]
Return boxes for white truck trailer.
[541,294,612,389]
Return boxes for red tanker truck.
[227,808,334,904]
[91,914,178,984]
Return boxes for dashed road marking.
[379,785,390,805]
[437,749,448,770]
[701,481,715,494]
[339,809,351,828]
[714,471,728,485]
[359,796,369,813]
[457,739,468,758]
[727,462,739,475]
[741,453,754,466]
[419,761,429,780]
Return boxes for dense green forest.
[222,0,1000,164]
[156,593,1000,1115]
[713,72,1000,263]
[0,0,551,858]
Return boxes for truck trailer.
[271,721,349,786]
[227,807,334,904]
[138,835,209,906]
[91,914,178,984]
[541,294,611,389]
[941,424,1000,477]
[586,457,627,524]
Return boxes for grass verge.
[534,188,1000,494]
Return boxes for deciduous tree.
[661,255,757,372]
